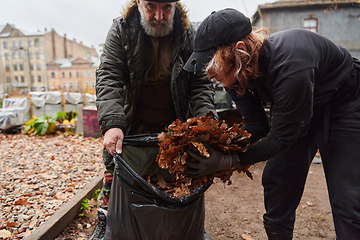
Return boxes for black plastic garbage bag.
[105,134,210,240]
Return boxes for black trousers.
[262,110,360,240]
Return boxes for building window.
[31,76,34,83]
[31,87,36,91]
[14,64,18,71]
[76,72,79,78]
[34,39,40,47]
[85,81,89,88]
[28,40,32,47]
[77,81,80,90]
[19,51,23,59]
[21,76,25,83]
[7,77,11,83]
[37,64,41,70]
[20,64,24,71]
[29,52,33,59]
[13,41,18,49]
[51,72,55,78]
[62,72,65,78]
[14,76,19,84]
[303,18,318,32]
[38,76,41,82]
[70,82,73,89]
[30,64,34,71]
[91,71,95,78]
[36,52,40,59]
[5,65,9,72]
[62,82,66,89]
[69,72,72,78]
[5,53,9,60]
[84,71,89,78]
[3,41,8,49]
[92,81,95,89]
[12,52,17,59]
[19,40,23,49]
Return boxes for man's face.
[137,0,176,37]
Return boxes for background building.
[0,23,98,94]
[47,57,99,94]
[252,0,360,59]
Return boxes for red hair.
[206,28,269,95]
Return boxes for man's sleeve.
[96,19,128,135]
[187,71,218,119]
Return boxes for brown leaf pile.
[150,112,252,198]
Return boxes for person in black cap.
[92,0,216,239]
[184,8,360,240]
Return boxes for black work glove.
[186,144,240,178]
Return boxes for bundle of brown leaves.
[151,112,252,198]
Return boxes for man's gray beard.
[140,11,174,37]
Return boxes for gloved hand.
[185,143,239,178]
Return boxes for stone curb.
[25,173,103,240]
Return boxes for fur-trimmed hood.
[121,0,191,33]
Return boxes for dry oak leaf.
[13,198,30,206]
[241,233,254,240]
[153,112,252,197]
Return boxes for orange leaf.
[241,234,254,240]
[6,222,18,227]
[13,198,30,205]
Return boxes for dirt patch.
[57,160,336,240]
[204,161,335,240]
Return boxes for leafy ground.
[58,159,336,240]
[0,133,336,240]
[0,133,103,239]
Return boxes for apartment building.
[0,23,98,93]
[47,57,99,94]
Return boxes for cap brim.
[183,49,215,73]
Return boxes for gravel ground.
[0,132,336,240]
[0,133,104,239]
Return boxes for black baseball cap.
[183,8,252,73]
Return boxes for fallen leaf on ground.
[0,229,11,238]
[242,233,254,240]
[306,201,314,206]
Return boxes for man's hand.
[185,144,239,178]
[103,128,124,155]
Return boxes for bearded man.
[91,0,217,239]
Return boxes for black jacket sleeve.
[230,68,315,165]
[228,86,270,144]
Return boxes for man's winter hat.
[183,8,252,73]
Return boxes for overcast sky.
[0,0,275,54]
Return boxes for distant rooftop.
[254,0,359,14]
[0,23,52,38]
[49,57,100,68]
